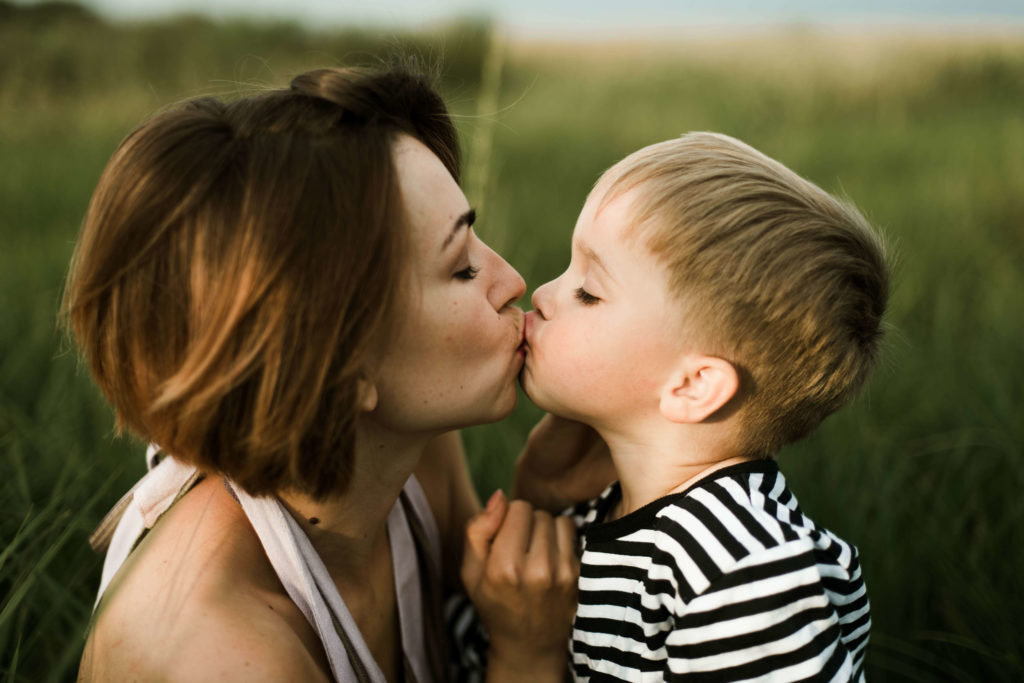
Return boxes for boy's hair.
[62,66,460,498]
[601,132,888,456]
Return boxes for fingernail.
[486,489,505,512]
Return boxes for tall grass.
[2,5,1022,680]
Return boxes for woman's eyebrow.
[440,209,476,251]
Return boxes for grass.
[2,4,1023,680]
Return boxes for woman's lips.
[521,310,536,350]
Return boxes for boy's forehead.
[571,195,662,292]
[578,185,646,244]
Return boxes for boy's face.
[521,187,686,428]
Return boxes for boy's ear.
[357,377,379,412]
[659,354,739,424]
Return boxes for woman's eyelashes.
[575,287,600,305]
[454,264,479,280]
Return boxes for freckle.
[309,517,320,525]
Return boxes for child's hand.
[514,413,616,513]
[461,490,579,681]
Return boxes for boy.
[520,132,886,680]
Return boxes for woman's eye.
[454,265,479,280]
[575,287,600,305]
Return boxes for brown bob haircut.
[63,66,460,498]
[600,132,889,457]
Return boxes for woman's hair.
[598,132,889,456]
[62,66,460,498]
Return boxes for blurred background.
[1,0,1022,680]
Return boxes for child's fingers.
[462,489,508,587]
[524,510,558,587]
[468,489,508,549]
[555,515,581,586]
[486,500,535,583]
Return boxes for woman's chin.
[517,376,551,414]
[455,385,519,428]
[491,386,520,421]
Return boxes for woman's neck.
[276,423,430,579]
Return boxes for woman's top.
[91,448,447,683]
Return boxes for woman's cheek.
[444,306,495,359]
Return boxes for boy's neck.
[599,423,755,521]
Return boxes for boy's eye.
[575,287,600,305]
[454,265,479,280]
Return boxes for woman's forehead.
[392,135,471,254]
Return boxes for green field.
[2,4,1023,680]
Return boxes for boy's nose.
[531,279,554,320]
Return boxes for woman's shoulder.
[82,597,330,682]
[81,477,330,682]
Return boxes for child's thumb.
[462,490,508,584]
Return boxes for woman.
[65,66,603,682]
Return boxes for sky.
[69,0,1024,37]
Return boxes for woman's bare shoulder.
[81,477,330,681]
[81,596,329,682]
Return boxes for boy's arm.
[664,540,869,680]
[513,414,617,513]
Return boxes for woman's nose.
[492,251,526,311]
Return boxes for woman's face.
[368,135,526,434]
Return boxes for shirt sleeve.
[663,539,862,682]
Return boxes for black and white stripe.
[568,459,869,681]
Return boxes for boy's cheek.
[523,351,575,410]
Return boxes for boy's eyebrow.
[440,209,476,252]
[574,240,617,283]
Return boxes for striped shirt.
[568,459,869,682]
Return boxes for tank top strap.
[91,450,447,683]
[227,478,388,682]
[395,476,447,683]
[92,449,201,606]
[230,474,447,683]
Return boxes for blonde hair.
[601,132,889,455]
[62,67,460,498]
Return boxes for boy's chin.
[517,379,569,418]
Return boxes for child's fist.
[462,491,579,680]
